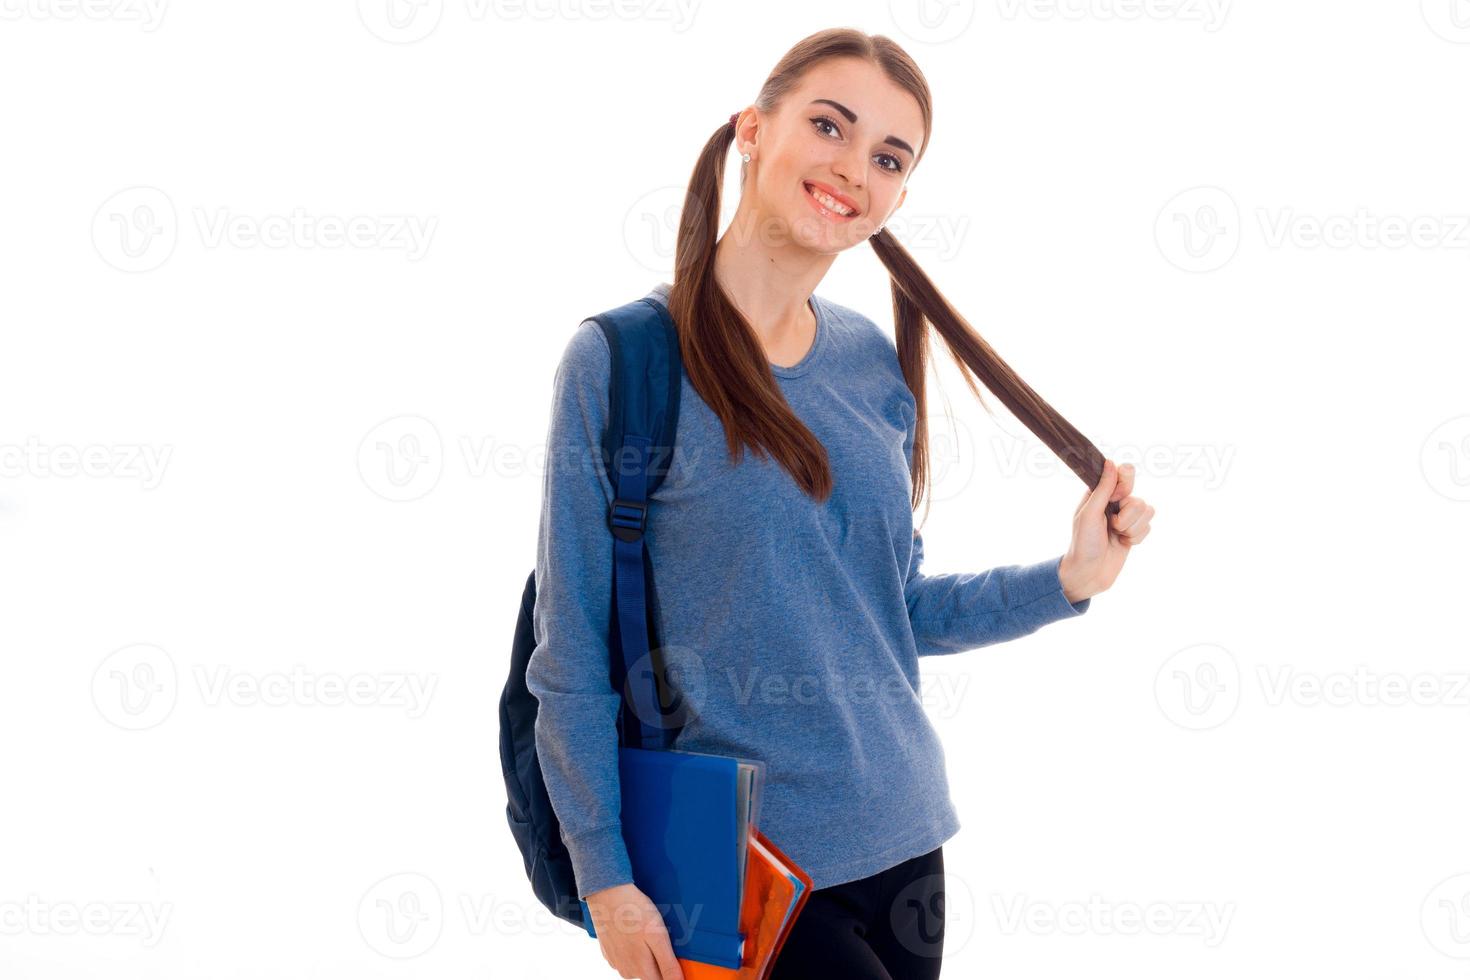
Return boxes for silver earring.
[741,152,751,162]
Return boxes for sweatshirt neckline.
[648,282,830,380]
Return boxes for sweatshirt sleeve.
[904,530,1089,657]
[900,393,1090,658]
[524,319,635,900]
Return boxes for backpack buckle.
[608,498,647,542]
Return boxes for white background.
[3,1,1469,977]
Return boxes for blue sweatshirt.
[527,281,1091,898]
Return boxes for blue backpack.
[498,294,685,928]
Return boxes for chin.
[786,207,870,253]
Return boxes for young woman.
[527,28,1154,980]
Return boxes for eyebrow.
[810,98,917,158]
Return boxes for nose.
[831,143,865,192]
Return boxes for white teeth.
[807,184,854,216]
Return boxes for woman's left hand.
[1059,459,1153,605]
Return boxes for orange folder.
[678,827,814,980]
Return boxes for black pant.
[770,845,945,980]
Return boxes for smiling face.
[736,57,926,255]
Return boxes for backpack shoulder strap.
[589,296,682,503]
[585,294,682,752]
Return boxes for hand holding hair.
[1058,459,1153,604]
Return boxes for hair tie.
[728,112,738,128]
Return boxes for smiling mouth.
[803,182,859,218]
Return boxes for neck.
[711,206,835,349]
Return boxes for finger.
[631,947,659,980]
[1081,459,1119,519]
[1117,525,1148,548]
[1117,506,1155,543]
[1113,462,1135,501]
[651,937,685,980]
[1109,498,1147,534]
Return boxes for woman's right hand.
[584,882,686,980]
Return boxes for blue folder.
[578,747,749,969]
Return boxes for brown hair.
[668,27,1116,522]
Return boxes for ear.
[892,186,907,215]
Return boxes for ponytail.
[870,228,1115,516]
[668,115,835,502]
